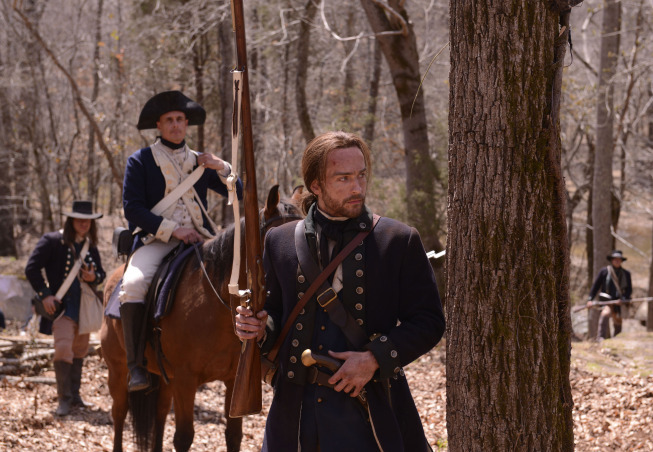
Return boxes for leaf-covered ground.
[1,322,652,451]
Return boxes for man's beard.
[320,192,365,218]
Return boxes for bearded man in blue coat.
[120,90,242,391]
[235,131,445,451]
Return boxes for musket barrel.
[229,0,264,418]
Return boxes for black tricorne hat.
[606,250,627,262]
[63,200,103,220]
[136,90,206,130]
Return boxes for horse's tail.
[128,373,159,452]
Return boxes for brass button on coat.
[298,292,304,299]
[292,339,299,347]
[298,275,305,283]
[290,356,297,364]
[296,323,303,331]
[355,303,363,311]
[355,253,363,261]
[288,371,295,379]
[356,269,363,277]
[390,350,398,358]
[380,336,388,342]
[357,319,364,326]
[356,287,364,294]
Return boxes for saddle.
[104,242,197,321]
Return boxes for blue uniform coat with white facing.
[260,205,445,451]
[25,231,106,323]
[122,145,243,238]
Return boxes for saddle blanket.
[105,245,196,320]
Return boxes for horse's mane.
[200,218,242,280]
[199,198,302,279]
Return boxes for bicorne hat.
[606,250,627,262]
[63,200,103,220]
[136,90,206,130]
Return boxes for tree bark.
[193,39,206,153]
[359,0,442,255]
[362,39,382,145]
[590,0,621,338]
[218,17,234,226]
[296,0,319,143]
[86,0,103,203]
[447,2,574,450]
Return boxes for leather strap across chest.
[264,215,379,364]
[295,215,380,350]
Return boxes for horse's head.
[259,185,304,238]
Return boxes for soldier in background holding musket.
[587,250,632,340]
[235,131,445,451]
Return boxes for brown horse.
[100,185,303,452]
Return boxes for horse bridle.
[259,209,303,236]
[194,206,303,312]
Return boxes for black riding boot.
[70,358,92,407]
[54,360,72,416]
[120,302,150,392]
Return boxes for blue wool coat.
[25,231,106,325]
[122,145,243,236]
[261,205,445,451]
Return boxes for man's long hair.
[62,217,98,252]
[300,131,372,214]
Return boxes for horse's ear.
[264,185,281,215]
[291,185,304,203]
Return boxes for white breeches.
[119,239,180,303]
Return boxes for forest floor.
[0,319,652,451]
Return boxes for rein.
[193,242,231,311]
[193,204,303,313]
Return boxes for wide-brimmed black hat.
[607,250,627,262]
[136,90,206,130]
[63,200,103,220]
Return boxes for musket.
[228,0,264,418]
[572,296,653,313]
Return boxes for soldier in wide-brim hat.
[118,90,242,392]
[588,249,632,340]
[25,200,106,416]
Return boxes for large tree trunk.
[218,17,234,226]
[362,40,382,145]
[193,33,207,153]
[447,2,574,450]
[296,0,319,143]
[647,87,653,332]
[86,0,103,203]
[590,0,621,339]
[0,35,16,256]
[360,0,444,277]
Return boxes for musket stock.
[228,0,264,418]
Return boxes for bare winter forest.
[1,0,653,451]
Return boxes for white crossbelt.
[133,165,205,235]
[56,239,90,300]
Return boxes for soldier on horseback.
[119,91,242,391]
